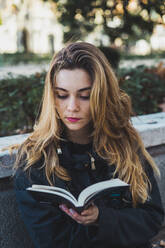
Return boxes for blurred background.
[0,0,165,55]
[0,0,165,137]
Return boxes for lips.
[66,117,81,123]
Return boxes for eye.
[57,95,68,99]
[79,95,90,100]
[55,93,68,99]
[79,91,91,100]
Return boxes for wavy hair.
[15,42,159,206]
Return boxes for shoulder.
[137,148,155,173]
[14,155,47,190]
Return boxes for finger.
[79,207,99,224]
[70,212,89,223]
[75,213,95,223]
[81,210,90,216]
[69,208,80,218]
[59,205,82,222]
[83,202,94,211]
[81,205,95,216]
[59,204,72,216]
[77,217,94,225]
[59,205,98,225]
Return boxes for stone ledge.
[0,133,29,178]
[0,112,165,178]
[131,112,165,147]
[0,133,29,157]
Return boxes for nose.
[67,96,80,112]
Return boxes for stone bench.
[0,112,165,248]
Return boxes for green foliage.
[0,72,46,137]
[118,65,165,115]
[44,0,165,44]
[0,13,2,25]
[0,52,51,66]
[1,64,165,137]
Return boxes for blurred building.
[150,25,165,51]
[129,24,165,56]
[0,0,165,55]
[0,0,63,53]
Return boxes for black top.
[14,141,164,248]
[66,140,93,153]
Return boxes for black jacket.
[14,142,164,248]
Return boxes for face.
[55,68,92,136]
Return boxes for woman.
[14,42,164,248]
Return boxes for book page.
[31,185,77,202]
[78,179,128,206]
[27,188,78,206]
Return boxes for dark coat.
[14,142,164,248]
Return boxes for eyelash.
[56,95,67,99]
[56,94,90,100]
[80,95,90,100]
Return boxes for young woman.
[14,42,164,248]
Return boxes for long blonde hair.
[15,42,159,206]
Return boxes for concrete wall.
[0,177,33,248]
[148,145,165,211]
[0,112,165,248]
[147,144,165,242]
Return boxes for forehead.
[55,69,92,90]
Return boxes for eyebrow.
[55,87,92,92]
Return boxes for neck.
[66,126,92,145]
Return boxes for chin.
[66,125,85,131]
[65,122,88,131]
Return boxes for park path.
[0,63,49,79]
[0,58,165,79]
[120,58,165,68]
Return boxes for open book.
[27,178,129,213]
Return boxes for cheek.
[55,100,63,115]
[85,103,91,117]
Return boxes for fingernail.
[59,204,66,211]
[69,209,76,215]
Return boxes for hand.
[59,203,99,226]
